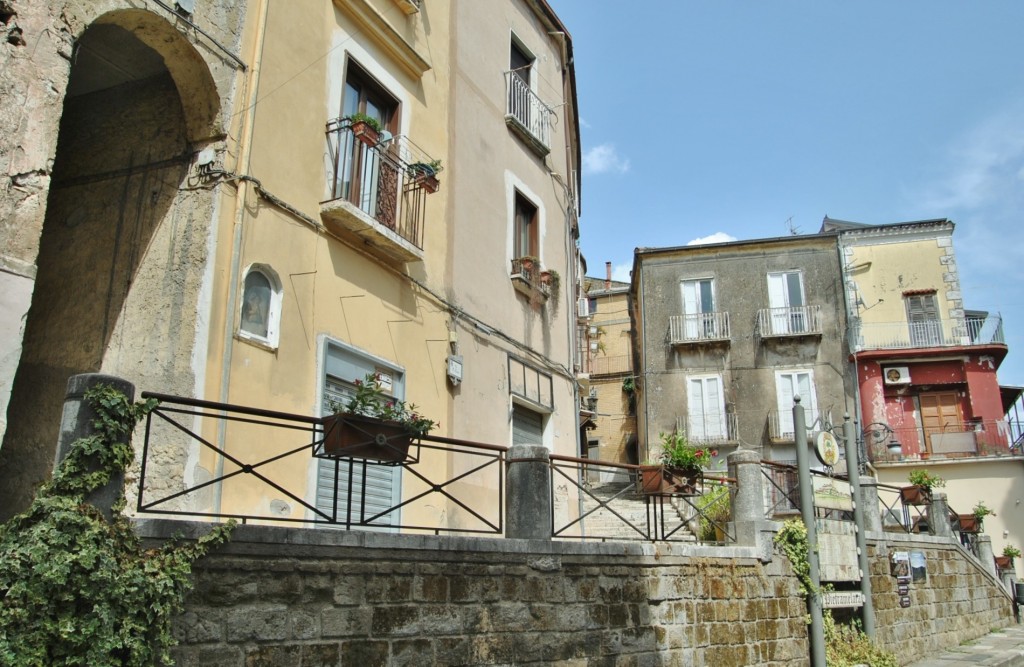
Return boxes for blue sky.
[550,1,1024,386]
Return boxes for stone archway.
[0,9,221,519]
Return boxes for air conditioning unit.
[883,366,912,385]
[577,297,590,318]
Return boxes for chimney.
[605,262,612,290]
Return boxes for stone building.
[630,233,857,471]
[0,0,583,527]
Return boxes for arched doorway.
[0,10,220,519]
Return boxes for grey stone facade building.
[630,233,857,471]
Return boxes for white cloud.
[583,144,631,175]
[687,232,737,246]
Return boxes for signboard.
[822,591,865,609]
[816,519,859,582]
[813,476,853,512]
[814,431,841,467]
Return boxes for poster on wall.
[910,551,927,583]
[891,551,910,581]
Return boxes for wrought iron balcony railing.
[767,408,825,442]
[757,305,823,338]
[865,420,1016,463]
[668,312,731,344]
[849,313,1004,352]
[674,413,739,445]
[323,118,440,259]
[590,354,632,376]
[504,71,554,153]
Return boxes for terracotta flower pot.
[900,485,932,506]
[957,515,981,533]
[350,120,380,146]
[322,413,416,464]
[995,556,1013,570]
[638,464,702,495]
[666,465,703,496]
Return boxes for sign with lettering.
[813,476,853,512]
[822,591,865,609]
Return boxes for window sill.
[235,332,279,353]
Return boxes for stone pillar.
[929,491,953,538]
[977,535,998,579]
[727,449,775,561]
[55,373,135,520]
[859,476,883,534]
[506,443,551,540]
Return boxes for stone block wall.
[138,521,1013,666]
[868,533,1013,660]
[145,521,809,667]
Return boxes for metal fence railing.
[548,455,736,544]
[137,393,504,535]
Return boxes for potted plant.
[639,431,716,495]
[345,112,383,146]
[997,545,1021,569]
[901,469,945,506]
[407,159,442,193]
[322,372,436,463]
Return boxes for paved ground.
[906,626,1024,666]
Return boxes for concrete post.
[843,415,876,638]
[506,443,552,540]
[727,449,766,547]
[54,373,136,520]
[859,476,883,534]
[793,397,826,667]
[977,535,998,579]
[929,492,953,538]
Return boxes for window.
[239,265,282,347]
[316,341,403,530]
[774,370,817,439]
[513,192,538,260]
[767,271,806,334]
[905,292,942,346]
[335,60,399,219]
[512,403,544,446]
[510,38,533,87]
[686,374,726,441]
[680,278,717,338]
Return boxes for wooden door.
[920,392,961,453]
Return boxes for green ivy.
[0,384,234,666]
[775,519,897,666]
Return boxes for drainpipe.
[214,0,270,512]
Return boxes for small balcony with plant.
[668,312,731,346]
[504,71,554,156]
[510,256,558,305]
[321,115,442,264]
[757,305,823,339]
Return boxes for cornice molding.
[334,0,430,79]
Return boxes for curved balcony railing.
[668,312,731,344]
[757,305,823,337]
[504,71,554,152]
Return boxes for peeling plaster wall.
[0,0,249,518]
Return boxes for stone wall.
[868,532,1014,660]
[138,520,1013,666]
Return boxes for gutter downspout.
[214,0,270,512]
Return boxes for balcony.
[866,420,1016,463]
[668,312,731,345]
[768,408,825,442]
[849,313,1005,353]
[510,257,550,302]
[757,305,823,338]
[321,117,439,264]
[675,413,739,446]
[590,354,631,376]
[504,71,554,156]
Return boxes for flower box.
[899,485,931,506]
[322,413,417,464]
[995,555,1013,570]
[957,515,981,533]
[350,120,380,146]
[638,464,702,496]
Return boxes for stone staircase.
[575,481,697,542]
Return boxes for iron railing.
[767,408,825,442]
[849,313,1005,352]
[590,354,631,376]
[674,413,739,445]
[549,455,736,544]
[757,305,823,337]
[668,312,731,344]
[137,393,504,534]
[504,71,554,150]
[324,117,440,250]
[866,420,1015,463]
